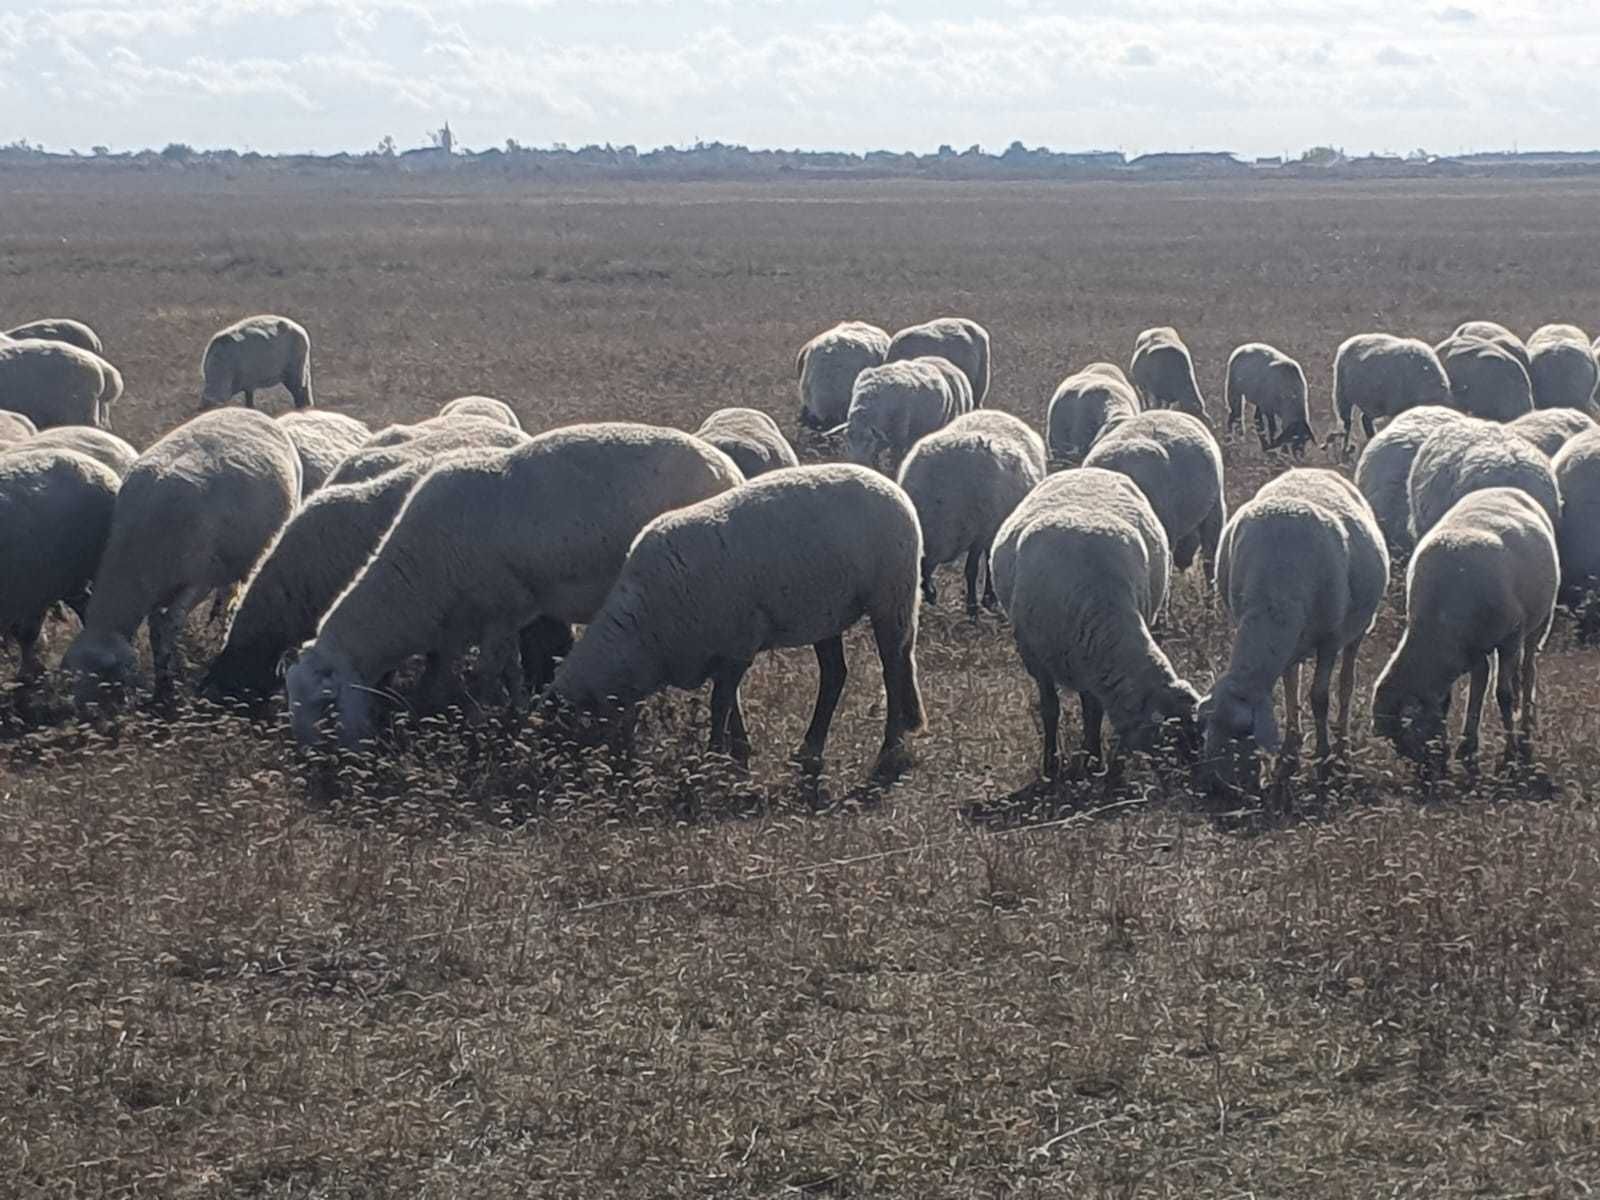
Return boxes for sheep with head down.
[277,410,370,495]
[61,408,301,702]
[12,426,138,478]
[1434,335,1533,422]
[1353,405,1471,561]
[1224,342,1315,454]
[1045,363,1140,467]
[694,407,799,479]
[990,467,1199,780]
[1526,323,1598,412]
[896,410,1045,617]
[285,423,742,748]
[437,395,521,429]
[796,321,890,431]
[4,318,103,356]
[1550,429,1600,607]
[840,357,972,475]
[0,409,37,444]
[200,314,314,411]
[1129,327,1207,420]
[1332,333,1451,454]
[326,416,528,487]
[0,340,123,430]
[1452,321,1530,372]
[886,317,990,408]
[1407,417,1560,544]
[1510,408,1596,459]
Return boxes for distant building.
[1128,151,1248,175]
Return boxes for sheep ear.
[1252,704,1282,753]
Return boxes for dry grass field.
[5,170,1600,1196]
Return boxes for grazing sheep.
[990,467,1199,779]
[796,321,891,430]
[1044,364,1141,467]
[1199,469,1389,789]
[1129,327,1207,420]
[1372,488,1556,768]
[1509,408,1597,459]
[1435,336,1534,421]
[1551,429,1600,604]
[4,318,103,356]
[1452,321,1530,371]
[438,395,521,429]
[285,423,742,747]
[840,358,972,474]
[1354,406,1472,560]
[896,410,1046,617]
[1081,409,1226,579]
[694,407,800,479]
[1332,333,1451,454]
[1526,323,1598,412]
[0,340,123,430]
[886,317,991,407]
[325,417,528,487]
[200,314,314,411]
[0,448,121,682]
[14,426,138,478]
[1407,417,1560,543]
[1224,342,1315,454]
[0,410,37,444]
[550,464,926,780]
[61,409,302,701]
[277,410,371,495]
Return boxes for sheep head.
[62,629,140,710]
[284,643,375,749]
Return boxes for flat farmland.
[4,170,1600,1197]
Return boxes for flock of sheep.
[4,308,1600,793]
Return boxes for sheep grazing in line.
[200,314,314,411]
[277,410,371,495]
[0,340,123,431]
[0,409,37,444]
[326,416,529,487]
[0,448,122,683]
[1353,406,1472,560]
[1407,417,1560,544]
[796,321,890,431]
[1526,323,1598,412]
[1551,429,1600,606]
[1331,333,1451,455]
[1224,342,1315,454]
[13,426,138,479]
[61,408,302,702]
[438,395,521,429]
[285,423,743,748]
[1129,327,1207,421]
[990,467,1199,779]
[896,410,1046,617]
[1510,408,1597,459]
[1200,469,1390,790]
[839,357,972,474]
[885,317,991,408]
[4,318,103,356]
[1434,335,1533,422]
[1452,321,1530,372]
[694,407,800,479]
[1044,363,1141,467]
[1372,487,1557,769]
[1081,409,1226,581]
[550,464,927,781]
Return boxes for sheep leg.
[148,587,203,699]
[708,658,752,766]
[1280,661,1302,756]
[1031,669,1059,780]
[518,617,574,695]
[1519,629,1541,758]
[1494,634,1525,764]
[980,553,999,612]
[796,636,847,772]
[1458,654,1492,766]
[1360,411,1376,442]
[1197,502,1226,587]
[243,389,255,409]
[1309,645,1336,761]
[1335,641,1360,751]
[1252,406,1267,450]
[1078,691,1105,774]
[14,616,45,684]
[963,547,982,620]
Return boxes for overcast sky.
[2,0,1595,158]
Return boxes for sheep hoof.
[870,743,913,783]
[965,603,981,622]
[791,745,825,776]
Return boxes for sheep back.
[4,318,103,356]
[886,317,991,407]
[844,359,966,470]
[1045,364,1141,466]
[278,410,372,494]
[200,314,313,409]
[1436,336,1534,421]
[1130,327,1207,419]
[1552,429,1600,598]
[1081,409,1225,566]
[1526,323,1598,412]
[327,417,529,486]
[17,426,138,478]
[694,407,800,479]
[1408,417,1560,542]
[1510,408,1597,458]
[1353,405,1471,558]
[0,409,37,444]
[797,321,891,429]
[0,340,121,431]
[438,395,522,429]
[1332,333,1452,441]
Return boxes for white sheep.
[326,417,529,487]
[1353,405,1471,560]
[1452,321,1530,371]
[0,410,37,444]
[1081,409,1226,579]
[12,426,138,478]
[1509,408,1597,459]
[1199,469,1390,787]
[200,314,314,411]
[0,447,122,683]
[285,423,743,747]
[896,410,1045,617]
[1407,417,1560,543]
[1435,335,1533,422]
[1044,364,1141,467]
[839,357,972,474]
[990,467,1199,778]
[1372,487,1556,767]
[694,407,800,479]
[1224,342,1315,454]
[4,318,103,356]
[885,317,991,408]
[1332,333,1451,454]
[1551,429,1600,604]
[277,410,371,494]
[1129,327,1207,420]
[1526,323,1598,412]
[796,321,891,431]
[438,395,521,429]
[0,340,123,430]
[61,408,302,701]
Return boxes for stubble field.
[4,171,1600,1196]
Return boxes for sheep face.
[1119,681,1202,760]
[285,645,374,748]
[1197,685,1281,792]
[844,424,889,471]
[1372,678,1449,765]
[199,347,233,410]
[62,630,139,709]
